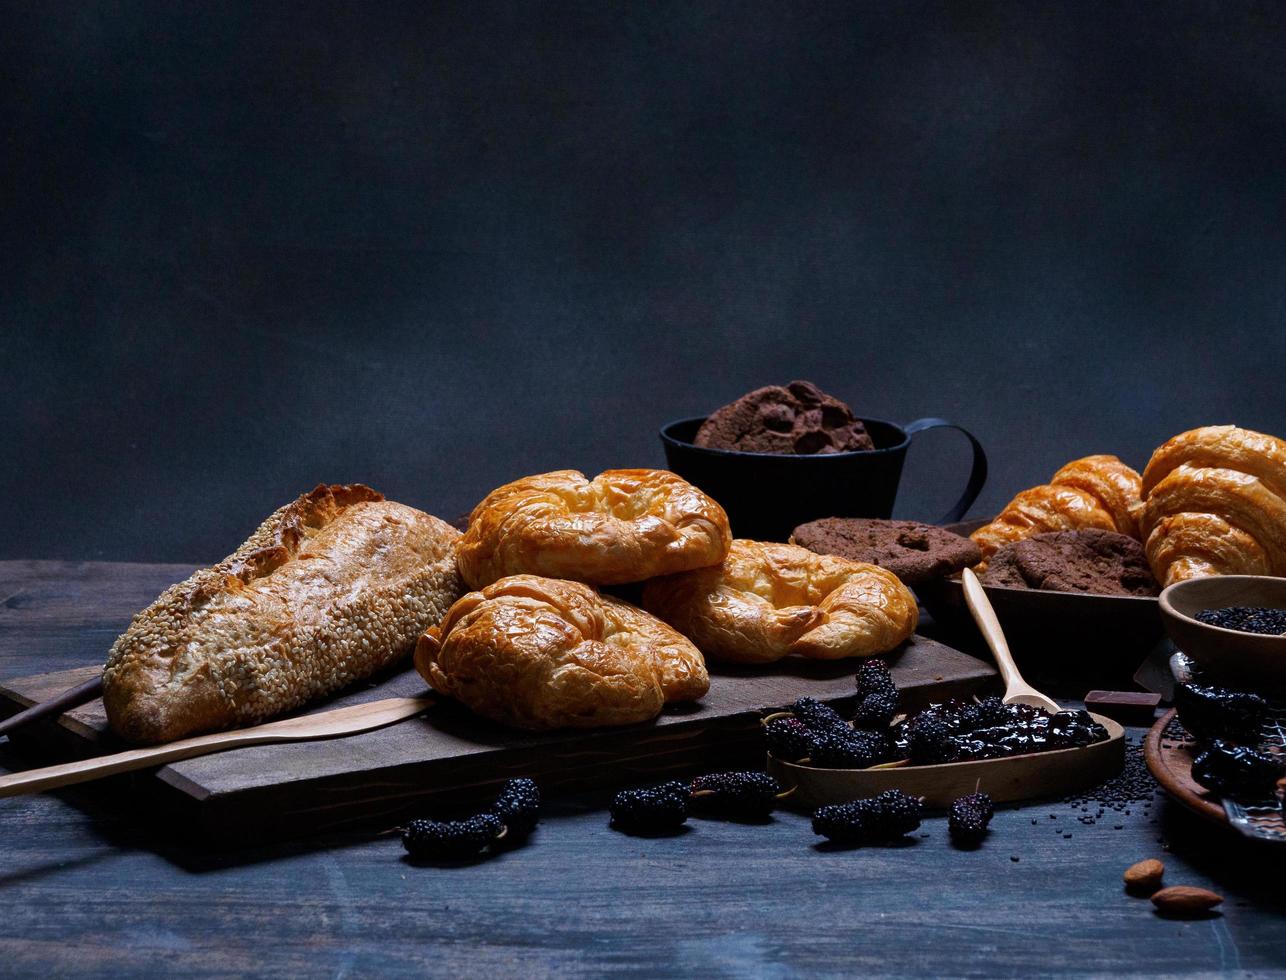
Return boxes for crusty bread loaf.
[102,484,463,744]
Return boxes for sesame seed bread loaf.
[102,484,463,744]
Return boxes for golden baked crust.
[970,455,1143,566]
[102,484,463,744]
[457,468,731,588]
[1140,426,1286,584]
[641,539,918,664]
[415,575,709,730]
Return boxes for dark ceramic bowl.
[917,519,1165,688]
[659,415,986,542]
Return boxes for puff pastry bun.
[1140,425,1286,584]
[415,575,709,730]
[641,539,918,664]
[970,455,1143,567]
[457,468,731,588]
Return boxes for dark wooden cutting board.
[0,561,995,844]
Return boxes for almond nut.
[1123,858,1165,893]
[1151,886,1223,916]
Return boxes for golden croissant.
[415,575,709,730]
[1140,425,1286,585]
[970,455,1143,566]
[641,539,918,664]
[457,468,731,589]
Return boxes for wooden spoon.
[0,695,433,799]
[961,567,1062,713]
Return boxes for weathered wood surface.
[0,561,993,843]
[1,562,1285,978]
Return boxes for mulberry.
[764,717,813,761]
[812,789,922,845]
[948,792,994,847]
[402,813,504,860]
[690,771,782,818]
[790,697,850,735]
[908,713,959,764]
[491,778,541,837]
[610,781,691,833]
[1174,683,1268,744]
[1191,740,1285,800]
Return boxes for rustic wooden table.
[1,561,1284,977]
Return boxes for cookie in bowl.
[978,529,1159,597]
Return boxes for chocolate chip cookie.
[694,380,874,455]
[979,529,1159,596]
[790,517,981,586]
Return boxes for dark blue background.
[5,1,1285,561]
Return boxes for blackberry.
[690,771,781,818]
[855,659,897,698]
[790,697,850,735]
[852,691,899,730]
[948,792,995,847]
[808,728,890,769]
[610,781,690,832]
[1174,683,1268,744]
[811,789,922,845]
[490,778,541,837]
[908,713,959,764]
[1191,740,1285,801]
[765,717,813,760]
[402,813,504,860]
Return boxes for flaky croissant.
[641,539,918,664]
[457,468,731,589]
[414,575,709,730]
[970,455,1143,566]
[1140,425,1286,585]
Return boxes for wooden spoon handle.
[0,695,432,799]
[0,675,104,738]
[0,730,291,798]
[961,569,1022,690]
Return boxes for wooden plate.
[767,713,1125,809]
[1142,708,1226,826]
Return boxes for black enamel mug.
[659,416,987,542]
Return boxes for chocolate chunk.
[1084,691,1162,726]
[694,381,874,455]
[790,518,981,586]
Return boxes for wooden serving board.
[0,561,995,845]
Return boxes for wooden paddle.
[0,695,434,798]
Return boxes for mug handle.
[902,418,988,525]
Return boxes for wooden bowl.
[767,713,1125,809]
[1158,575,1286,685]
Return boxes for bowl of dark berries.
[762,660,1125,809]
[1159,576,1286,686]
